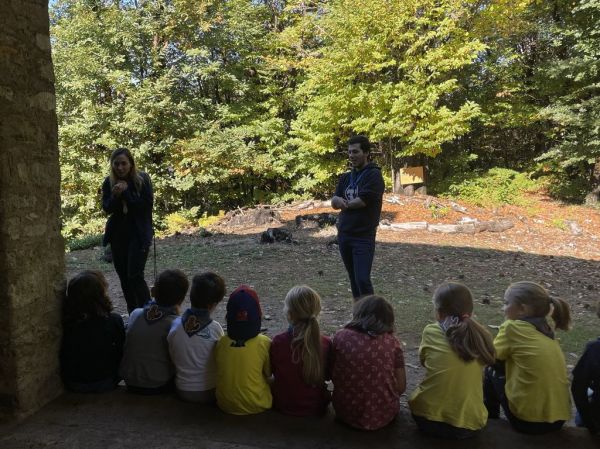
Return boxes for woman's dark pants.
[111,236,151,313]
[337,233,376,299]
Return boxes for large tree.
[52,0,292,237]
[539,0,600,203]
[291,0,484,192]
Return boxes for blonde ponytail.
[550,296,571,331]
[285,286,325,386]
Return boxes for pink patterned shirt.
[331,328,404,430]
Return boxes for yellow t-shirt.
[215,334,272,415]
[494,320,570,422]
[409,324,487,430]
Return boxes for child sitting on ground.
[572,300,600,434]
[120,269,188,394]
[409,282,495,439]
[270,285,331,416]
[61,270,125,393]
[331,295,406,430]
[215,285,272,414]
[484,281,571,434]
[168,272,226,403]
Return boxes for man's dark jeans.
[111,235,151,313]
[337,233,376,299]
[483,365,565,434]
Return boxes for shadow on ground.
[1,389,598,449]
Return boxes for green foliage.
[443,168,538,207]
[66,233,103,252]
[51,0,600,237]
[549,218,568,231]
[537,0,600,198]
[164,212,194,235]
[429,205,450,220]
[291,0,484,186]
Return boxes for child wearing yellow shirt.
[484,281,571,434]
[215,285,272,414]
[409,282,495,439]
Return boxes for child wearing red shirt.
[270,285,331,416]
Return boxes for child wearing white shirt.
[168,272,226,403]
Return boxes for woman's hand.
[112,181,128,196]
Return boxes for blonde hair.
[505,281,571,331]
[433,282,496,365]
[284,285,324,386]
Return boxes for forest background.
[51,0,600,243]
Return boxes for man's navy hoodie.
[334,162,385,237]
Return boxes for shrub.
[66,234,103,252]
[442,168,538,207]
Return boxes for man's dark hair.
[190,272,226,309]
[154,269,189,307]
[348,135,371,153]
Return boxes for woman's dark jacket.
[102,172,153,248]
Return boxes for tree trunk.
[584,158,600,205]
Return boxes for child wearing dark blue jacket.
[61,271,125,393]
[572,301,600,434]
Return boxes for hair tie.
[461,314,470,320]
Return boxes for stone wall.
[0,0,64,419]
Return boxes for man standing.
[331,135,385,301]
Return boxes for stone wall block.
[35,33,50,51]
[0,0,64,419]
[0,86,14,102]
[28,92,55,112]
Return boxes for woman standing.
[102,148,153,313]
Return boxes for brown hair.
[63,270,113,323]
[346,295,395,335]
[504,281,571,331]
[109,147,144,192]
[433,282,495,365]
[190,272,226,309]
[285,286,325,386]
[154,269,189,307]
